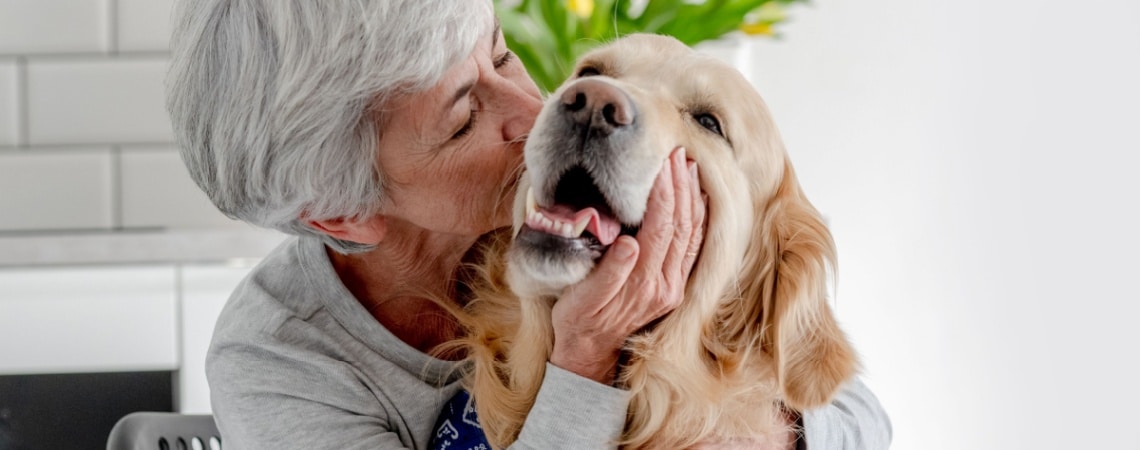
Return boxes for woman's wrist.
[549,340,620,384]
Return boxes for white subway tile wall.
[120,148,243,229]
[27,58,172,145]
[0,0,240,232]
[0,0,110,55]
[117,0,175,52]
[0,150,115,230]
[0,59,16,146]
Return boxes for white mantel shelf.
[0,228,289,268]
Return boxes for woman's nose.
[500,92,541,142]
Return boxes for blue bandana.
[429,390,493,450]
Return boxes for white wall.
[0,0,241,231]
[747,0,1140,448]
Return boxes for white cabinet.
[0,229,283,415]
[0,266,178,374]
[0,262,255,414]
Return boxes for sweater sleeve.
[800,377,892,450]
[510,363,631,449]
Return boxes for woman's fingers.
[633,149,678,279]
[661,148,695,285]
[550,236,640,382]
[680,165,706,282]
[560,236,639,315]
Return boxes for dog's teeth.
[572,216,590,237]
[529,211,579,238]
[526,188,537,216]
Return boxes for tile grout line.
[110,146,124,230]
[106,0,120,56]
[15,56,29,149]
[0,142,178,151]
[0,51,170,60]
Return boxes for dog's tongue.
[541,205,621,246]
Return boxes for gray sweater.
[207,237,891,449]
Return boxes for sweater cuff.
[800,378,892,450]
[514,363,630,449]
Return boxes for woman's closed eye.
[452,107,479,140]
[494,51,514,69]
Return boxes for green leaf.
[492,0,809,93]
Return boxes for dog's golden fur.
[453,34,858,449]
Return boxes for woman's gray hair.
[166,0,494,253]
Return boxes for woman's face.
[375,23,542,238]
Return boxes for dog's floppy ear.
[736,161,858,411]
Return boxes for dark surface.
[0,371,174,450]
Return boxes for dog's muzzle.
[519,78,644,260]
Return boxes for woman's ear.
[307,216,388,245]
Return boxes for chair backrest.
[106,412,221,450]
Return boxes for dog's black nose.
[560,79,635,134]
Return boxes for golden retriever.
[457,34,857,449]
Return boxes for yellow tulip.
[740,2,783,36]
[568,0,594,18]
[740,22,773,36]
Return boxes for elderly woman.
[167,1,889,449]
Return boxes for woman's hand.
[549,147,707,383]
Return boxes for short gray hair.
[166,0,494,253]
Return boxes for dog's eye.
[577,66,601,77]
[694,113,723,136]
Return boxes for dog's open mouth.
[521,166,638,256]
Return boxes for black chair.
[106,412,221,450]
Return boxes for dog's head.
[508,34,784,297]
[508,34,855,409]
